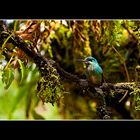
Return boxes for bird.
[78,56,103,86]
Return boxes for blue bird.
[79,56,103,86]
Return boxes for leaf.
[14,20,18,32]
[2,68,14,89]
[9,86,27,119]
[67,30,72,38]
[32,110,45,120]
[17,59,25,85]
[116,42,120,47]
[2,33,13,49]
[135,106,140,110]
[0,54,5,59]
[25,91,32,119]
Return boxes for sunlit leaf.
[2,68,14,89]
[17,59,25,85]
[14,20,18,32]
[9,86,27,118]
[2,33,13,49]
[135,106,140,110]
[67,30,72,38]
[0,54,5,59]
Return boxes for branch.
[122,20,138,42]
[0,21,139,119]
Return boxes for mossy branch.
[0,21,140,119]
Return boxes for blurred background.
[0,19,140,120]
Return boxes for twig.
[122,20,138,41]
[119,90,128,103]
[112,46,130,82]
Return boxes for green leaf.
[32,110,45,120]
[9,86,27,119]
[25,91,32,119]
[135,106,140,110]
[14,20,18,32]
[2,68,14,89]
[17,59,25,85]
[0,54,5,59]
[67,30,72,38]
[2,33,13,49]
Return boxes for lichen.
[37,62,65,105]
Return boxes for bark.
[0,20,139,119]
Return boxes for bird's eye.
[88,59,93,62]
[90,59,94,62]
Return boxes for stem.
[112,46,130,82]
[4,55,14,70]
[119,90,128,103]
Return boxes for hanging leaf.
[32,110,45,120]
[17,59,25,85]
[2,68,14,89]
[0,54,5,59]
[2,33,13,49]
[14,20,19,32]
[8,86,28,119]
[25,90,32,119]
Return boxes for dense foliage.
[0,19,140,119]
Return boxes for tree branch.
[0,20,139,119]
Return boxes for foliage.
[37,62,65,105]
[1,19,140,119]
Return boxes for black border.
[1,10,139,19]
[1,0,140,19]
[0,120,140,135]
[0,5,140,137]
[0,4,140,19]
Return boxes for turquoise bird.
[79,56,103,86]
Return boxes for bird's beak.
[76,59,86,63]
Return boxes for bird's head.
[76,56,102,71]
[82,56,98,67]
[78,56,103,74]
